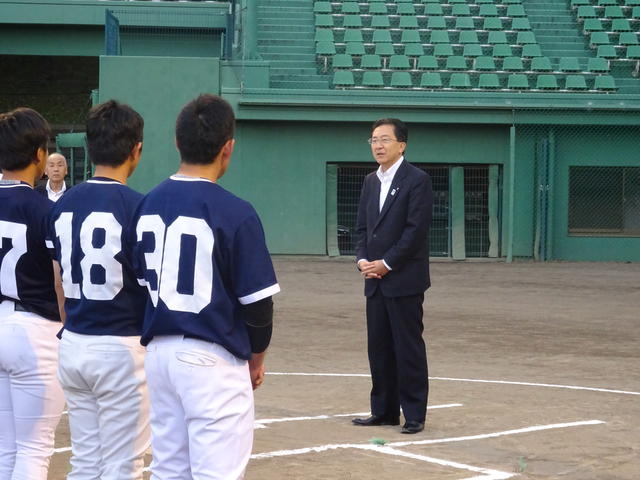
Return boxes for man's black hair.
[86,100,144,167]
[371,118,408,143]
[175,94,235,165]
[0,108,50,171]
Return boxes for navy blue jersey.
[132,175,280,359]
[45,177,146,336]
[0,181,60,321]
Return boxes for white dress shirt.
[46,179,66,202]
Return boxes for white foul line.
[250,419,605,459]
[268,372,640,396]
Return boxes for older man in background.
[36,152,71,201]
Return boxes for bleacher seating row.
[332,70,617,91]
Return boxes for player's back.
[134,175,279,359]
[47,177,146,335]
[0,180,59,321]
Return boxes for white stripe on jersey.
[238,283,281,305]
[0,183,32,189]
[169,175,214,184]
[86,179,122,185]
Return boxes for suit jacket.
[35,180,71,199]
[356,160,433,298]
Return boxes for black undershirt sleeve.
[239,296,273,354]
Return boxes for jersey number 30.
[136,215,214,314]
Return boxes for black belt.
[1,300,29,312]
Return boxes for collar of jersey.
[87,176,123,185]
[0,180,32,189]
[170,174,214,183]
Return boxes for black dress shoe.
[401,421,425,434]
[352,415,400,426]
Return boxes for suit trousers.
[366,291,429,422]
[145,336,254,480]
[0,302,64,480]
[58,330,150,480]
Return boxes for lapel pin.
[390,188,397,196]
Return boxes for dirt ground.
[50,257,640,479]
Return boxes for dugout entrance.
[328,164,502,259]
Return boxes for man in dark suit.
[35,152,71,202]
[352,118,433,434]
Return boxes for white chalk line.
[268,372,640,396]
[250,419,604,460]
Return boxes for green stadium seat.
[428,16,448,30]
[316,41,336,56]
[507,5,526,17]
[332,54,353,69]
[531,56,553,72]
[577,6,597,20]
[455,17,476,30]
[434,43,455,57]
[420,72,442,89]
[511,18,532,31]
[417,55,439,70]
[597,45,618,59]
[424,4,444,15]
[483,17,504,31]
[507,73,529,90]
[565,75,588,91]
[452,4,471,16]
[521,44,542,57]
[404,43,425,61]
[478,73,501,89]
[313,2,332,14]
[341,2,360,14]
[590,32,610,46]
[362,71,384,87]
[344,30,364,43]
[342,15,363,29]
[446,55,469,70]
[474,56,497,71]
[611,20,632,33]
[627,45,640,59]
[448,0,466,4]
[516,32,536,45]
[536,75,559,90]
[587,57,610,73]
[389,54,411,70]
[449,73,472,89]
[345,42,366,56]
[633,7,640,19]
[390,71,413,88]
[597,0,617,6]
[372,30,392,44]
[504,0,523,4]
[488,31,508,44]
[397,3,417,15]
[459,31,479,45]
[371,16,391,29]
[583,19,604,33]
[399,16,419,29]
[570,0,590,7]
[604,6,624,19]
[492,44,513,58]
[625,0,640,6]
[395,0,413,3]
[619,33,639,46]
[333,70,355,88]
[368,3,388,15]
[401,30,422,44]
[361,54,382,69]
[502,56,524,71]
[315,28,334,43]
[315,14,333,28]
[559,57,581,72]
[479,5,499,17]
[430,31,451,44]
[463,44,484,58]
[593,75,617,91]
[375,43,396,57]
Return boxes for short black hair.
[86,100,144,167]
[0,108,50,171]
[175,94,235,165]
[371,118,408,143]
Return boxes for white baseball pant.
[0,301,64,480]
[145,336,254,480]
[58,329,150,480]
